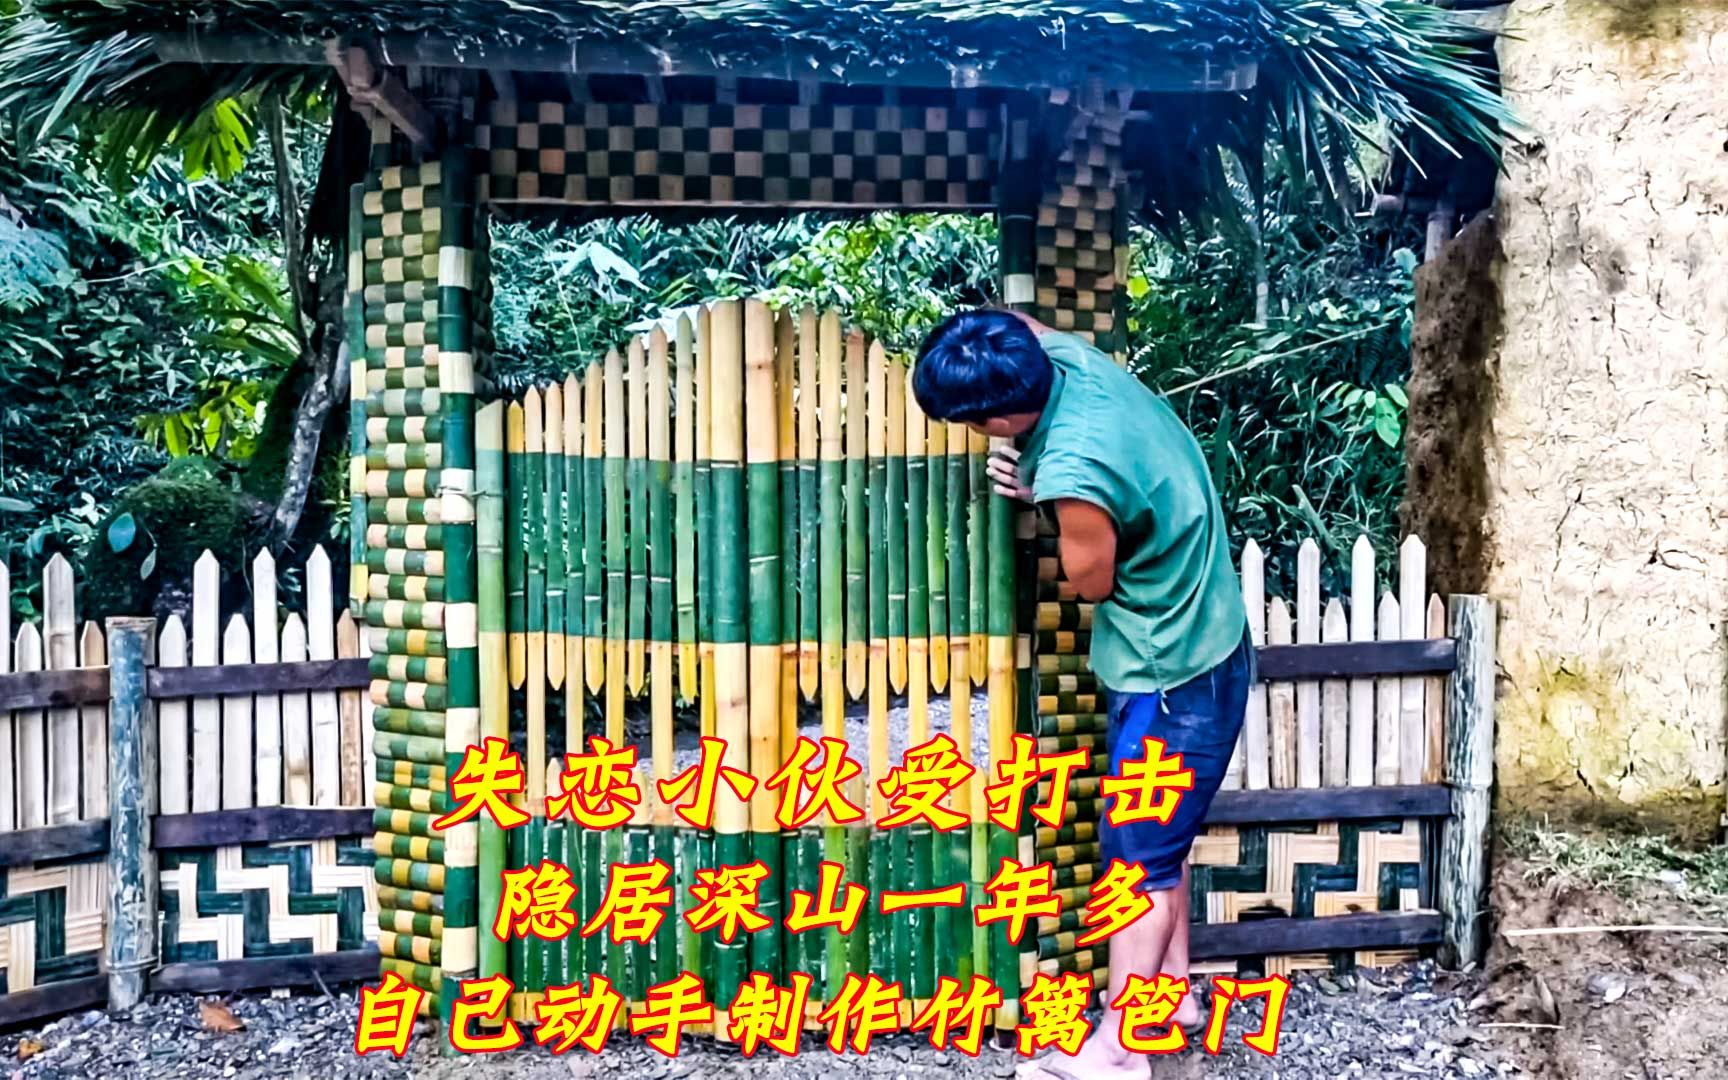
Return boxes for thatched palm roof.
[2,1,1509,230]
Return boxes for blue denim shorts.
[1099,632,1253,891]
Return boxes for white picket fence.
[0,547,371,825]
[1228,533,1444,792]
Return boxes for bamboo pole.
[817,308,848,999]
[797,306,821,700]
[524,388,548,807]
[1348,535,1375,787]
[674,315,698,701]
[649,327,675,815]
[546,381,567,695]
[604,348,627,746]
[475,400,509,984]
[903,365,933,1012]
[627,337,649,695]
[1295,539,1321,789]
[696,308,718,740]
[985,437,1019,1031]
[844,327,869,701]
[967,430,989,687]
[745,299,784,985]
[563,374,584,757]
[886,349,908,696]
[507,402,527,691]
[865,334,890,983]
[583,362,604,692]
[1268,597,1295,788]
[1441,595,1495,968]
[926,411,949,694]
[708,299,750,1020]
[104,617,156,1013]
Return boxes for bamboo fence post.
[985,434,1020,1031]
[563,374,584,751]
[281,614,311,805]
[308,548,341,807]
[79,623,108,819]
[337,611,365,806]
[221,614,254,810]
[967,430,989,687]
[524,388,548,809]
[603,348,627,747]
[865,335,890,983]
[253,549,283,808]
[926,412,949,695]
[1266,598,1294,789]
[105,616,157,1013]
[1237,540,1266,790]
[773,310,804,981]
[817,308,848,999]
[648,325,678,990]
[1375,594,1402,787]
[1348,536,1375,787]
[708,298,751,1019]
[476,399,509,983]
[1294,540,1320,789]
[886,351,908,696]
[43,554,79,825]
[1425,595,1447,785]
[744,299,783,985]
[583,362,605,694]
[14,621,43,828]
[903,364,933,1013]
[190,551,220,814]
[796,307,821,699]
[546,381,568,699]
[156,617,188,815]
[844,328,868,701]
[674,315,698,701]
[1399,537,1428,785]
[627,337,648,695]
[695,309,717,738]
[1441,595,1496,969]
[1321,599,1348,787]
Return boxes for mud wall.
[1478,0,1728,836]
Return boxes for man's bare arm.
[1052,498,1117,602]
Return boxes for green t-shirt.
[1019,332,1246,694]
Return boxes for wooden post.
[1440,594,1495,969]
[105,616,158,1012]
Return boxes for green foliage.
[489,212,995,385]
[1130,189,1420,596]
[81,456,258,618]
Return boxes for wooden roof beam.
[325,41,435,150]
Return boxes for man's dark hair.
[912,310,1053,424]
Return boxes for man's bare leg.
[1158,865,1201,1028]
[1019,884,1182,1080]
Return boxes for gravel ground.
[2,964,1529,1080]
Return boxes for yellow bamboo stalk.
[886,350,907,695]
[627,335,647,696]
[746,299,782,840]
[797,306,820,699]
[845,328,868,700]
[564,373,584,753]
[649,327,673,828]
[674,314,698,699]
[697,306,718,740]
[928,414,949,694]
[775,310,800,762]
[969,427,990,687]
[525,387,548,805]
[905,369,929,746]
[545,380,566,693]
[710,299,750,831]
[867,336,889,824]
[584,363,604,690]
[507,401,527,691]
[604,347,627,744]
[818,310,845,748]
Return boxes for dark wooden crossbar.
[1193,911,1442,959]
[0,820,110,868]
[1256,638,1457,680]
[0,668,110,712]
[152,947,381,995]
[1205,783,1450,825]
[0,975,107,1029]
[148,658,371,699]
[153,806,374,850]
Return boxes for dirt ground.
[5,836,1724,1079]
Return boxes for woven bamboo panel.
[478,100,998,207]
[159,837,377,963]
[1030,86,1128,351]
[0,859,105,994]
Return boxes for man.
[912,308,1252,1079]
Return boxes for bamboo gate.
[346,73,1497,1038]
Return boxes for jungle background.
[0,89,1418,623]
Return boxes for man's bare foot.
[1172,990,1201,1030]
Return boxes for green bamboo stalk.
[507,403,527,692]
[524,388,548,809]
[797,307,821,700]
[563,374,584,756]
[673,314,697,701]
[865,337,889,986]
[604,348,627,744]
[626,336,648,695]
[583,364,604,693]
[545,382,567,696]
[817,309,848,1000]
[708,298,750,1018]
[886,358,908,695]
[903,374,932,1011]
[968,430,989,687]
[844,328,868,701]
[926,414,949,695]
[695,307,717,739]
[476,403,508,984]
[744,299,783,986]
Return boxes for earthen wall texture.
[1487,0,1728,836]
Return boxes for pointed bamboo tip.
[1298,537,1320,559]
[44,551,72,579]
[160,614,187,644]
[307,546,332,572]
[1242,537,1263,560]
[253,547,276,574]
[195,549,220,575]
[1353,533,1373,556]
